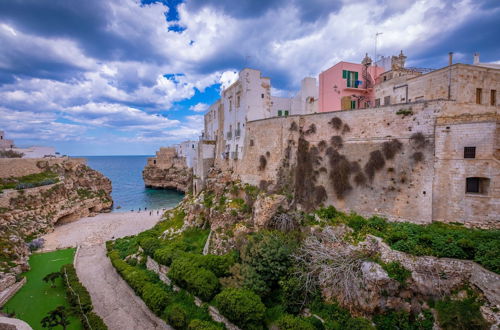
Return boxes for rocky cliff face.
[142,162,192,193]
[0,159,112,289]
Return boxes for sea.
[78,155,184,212]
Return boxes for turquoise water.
[80,156,184,212]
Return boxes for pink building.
[319,54,384,112]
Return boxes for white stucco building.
[176,140,198,168]
[270,77,319,117]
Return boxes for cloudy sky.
[1,0,498,155]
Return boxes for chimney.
[448,52,453,66]
[473,52,480,65]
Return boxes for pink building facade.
[319,56,384,112]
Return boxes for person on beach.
[138,208,141,212]
[149,211,152,216]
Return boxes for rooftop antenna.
[374,32,383,67]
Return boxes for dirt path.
[41,211,172,330]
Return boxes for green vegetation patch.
[0,171,59,192]
[434,289,490,330]
[2,248,83,330]
[313,206,500,274]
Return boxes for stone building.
[319,53,385,112]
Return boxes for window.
[236,94,241,108]
[342,70,359,88]
[284,110,289,116]
[384,96,391,105]
[350,100,356,109]
[250,139,254,147]
[261,93,264,99]
[464,147,476,159]
[375,98,380,107]
[278,110,282,117]
[229,97,233,111]
[476,88,482,104]
[466,177,490,194]
[192,144,195,148]
[153,159,156,165]
[491,90,496,106]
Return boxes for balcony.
[226,131,232,139]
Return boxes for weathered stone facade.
[143,147,192,193]
[234,99,498,228]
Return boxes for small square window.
[466,177,489,194]
[284,110,289,116]
[464,147,476,159]
[278,110,282,117]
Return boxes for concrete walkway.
[41,211,172,330]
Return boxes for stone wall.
[236,101,441,223]
[231,100,499,227]
[0,157,85,178]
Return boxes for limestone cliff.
[142,147,192,193]
[142,164,192,193]
[0,159,112,289]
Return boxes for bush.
[373,310,434,330]
[140,237,162,256]
[142,282,169,315]
[169,256,220,301]
[86,312,108,330]
[188,319,224,330]
[435,294,489,330]
[60,264,92,313]
[275,314,315,330]
[380,261,411,286]
[165,304,188,329]
[59,264,107,329]
[214,288,266,329]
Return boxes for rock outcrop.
[0,159,112,282]
[142,147,192,193]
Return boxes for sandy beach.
[41,210,165,251]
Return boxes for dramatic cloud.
[0,0,498,155]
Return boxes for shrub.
[275,314,315,330]
[380,261,411,286]
[85,312,108,330]
[330,135,343,149]
[412,151,424,162]
[214,288,266,329]
[60,264,92,313]
[435,294,489,330]
[169,256,220,301]
[142,282,169,315]
[373,310,433,330]
[188,319,224,330]
[140,237,162,256]
[165,304,188,329]
[410,132,426,149]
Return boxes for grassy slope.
[3,248,83,330]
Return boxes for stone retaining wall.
[0,277,26,307]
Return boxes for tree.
[43,272,61,288]
[41,306,71,330]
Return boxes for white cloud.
[189,103,209,112]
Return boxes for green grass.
[0,171,59,191]
[3,248,83,330]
